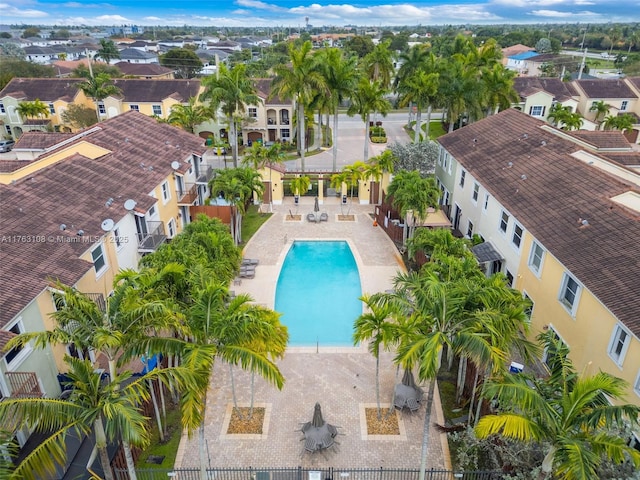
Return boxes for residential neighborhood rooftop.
[573,79,638,99]
[513,77,578,102]
[0,77,83,102]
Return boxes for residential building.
[114,62,174,79]
[242,78,293,146]
[437,109,640,409]
[500,44,534,66]
[116,47,159,64]
[0,111,209,452]
[512,77,579,124]
[505,51,539,75]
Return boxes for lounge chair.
[319,212,328,222]
[242,258,259,266]
[307,213,317,223]
[239,270,255,279]
[406,397,420,412]
[394,397,405,410]
[304,437,316,452]
[320,432,334,449]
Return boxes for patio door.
[453,204,462,230]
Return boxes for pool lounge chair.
[406,397,420,412]
[307,213,318,223]
[242,258,259,266]
[319,212,328,222]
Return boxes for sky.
[2,0,639,28]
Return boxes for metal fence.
[114,467,505,480]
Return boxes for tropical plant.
[398,70,439,142]
[353,294,396,419]
[289,174,310,199]
[272,41,326,172]
[77,73,121,122]
[167,97,214,133]
[348,78,391,161]
[603,113,635,132]
[16,99,49,121]
[481,63,518,117]
[476,331,640,480]
[589,100,611,123]
[363,40,394,88]
[95,39,120,64]
[160,48,203,79]
[201,63,260,168]
[61,103,98,129]
[241,142,284,209]
[388,141,439,177]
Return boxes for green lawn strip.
[136,405,183,469]
[241,205,273,244]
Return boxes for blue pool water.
[275,241,362,346]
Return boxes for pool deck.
[176,197,451,471]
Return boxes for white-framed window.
[148,205,157,218]
[248,107,257,118]
[466,220,473,238]
[529,105,546,117]
[3,320,31,368]
[130,104,139,111]
[91,243,107,276]
[4,125,11,135]
[51,290,66,311]
[542,326,566,369]
[621,100,628,111]
[167,218,176,238]
[0,101,5,114]
[161,181,170,203]
[152,105,162,116]
[113,227,122,249]
[608,324,631,366]
[634,370,640,397]
[443,152,449,172]
[281,128,290,139]
[67,343,94,362]
[459,170,466,188]
[98,102,106,115]
[48,103,55,114]
[506,270,514,287]
[483,193,489,212]
[472,183,479,203]
[523,292,534,320]
[559,273,581,314]
[528,241,545,275]
[512,222,524,248]
[499,211,509,233]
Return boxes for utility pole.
[85,48,94,78]
[578,27,588,80]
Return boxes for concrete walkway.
[176,197,450,470]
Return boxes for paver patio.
[176,197,451,470]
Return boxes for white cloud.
[236,0,283,11]
[529,8,600,16]
[0,3,48,18]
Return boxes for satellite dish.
[101,218,115,231]
[124,199,137,211]
[171,161,181,170]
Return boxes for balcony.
[5,371,43,398]
[177,183,198,205]
[137,221,167,253]
[280,118,290,125]
[267,117,276,125]
[85,292,106,311]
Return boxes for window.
[483,193,489,212]
[529,105,546,117]
[129,104,139,111]
[161,181,170,203]
[512,223,524,248]
[248,107,257,118]
[167,218,176,238]
[523,293,534,320]
[4,125,11,136]
[634,371,640,397]
[459,170,466,188]
[472,183,479,202]
[0,101,5,114]
[506,270,514,287]
[4,322,25,365]
[281,128,290,139]
[559,273,580,313]
[152,105,162,116]
[148,205,157,217]
[113,227,122,249]
[528,241,545,274]
[48,103,55,114]
[443,152,449,172]
[466,220,473,238]
[499,211,509,233]
[91,243,106,275]
[542,327,566,369]
[52,291,66,311]
[621,100,628,111]
[608,325,630,366]
[98,102,106,115]
[67,343,93,362]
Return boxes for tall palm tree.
[242,143,284,209]
[589,100,610,124]
[95,39,120,64]
[397,70,439,142]
[200,64,260,168]
[603,113,635,133]
[271,41,326,172]
[439,55,481,132]
[481,63,518,117]
[395,45,431,125]
[476,331,640,480]
[348,78,391,161]
[363,40,394,88]
[16,99,50,122]
[316,47,359,171]
[77,73,121,122]
[167,96,214,133]
[353,294,396,419]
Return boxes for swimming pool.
[275,240,362,346]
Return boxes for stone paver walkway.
[176,197,450,470]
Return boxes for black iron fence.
[114,467,504,480]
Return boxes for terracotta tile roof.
[0,78,83,102]
[0,160,34,173]
[513,77,578,102]
[14,132,76,150]
[501,44,534,57]
[599,152,640,167]
[626,77,640,92]
[438,109,640,337]
[254,78,290,105]
[573,79,638,99]
[0,111,207,328]
[568,130,632,150]
[114,62,173,77]
[0,330,16,353]
[110,78,200,103]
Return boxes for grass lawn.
[241,205,273,244]
[404,120,448,141]
[136,403,183,469]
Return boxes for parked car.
[0,139,15,152]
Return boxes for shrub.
[370,136,387,143]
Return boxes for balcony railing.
[177,183,198,205]
[280,118,290,125]
[5,372,43,398]
[85,292,106,311]
[138,221,167,253]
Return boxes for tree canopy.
[160,48,203,79]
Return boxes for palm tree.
[439,55,481,132]
[0,356,200,480]
[316,48,359,172]
[481,63,518,117]
[348,78,391,161]
[167,97,214,133]
[363,40,394,88]
[353,294,396,419]
[289,174,310,202]
[242,143,284,210]
[272,41,326,172]
[16,99,49,122]
[395,45,431,125]
[200,63,260,168]
[397,70,439,142]
[589,100,610,124]
[603,113,635,133]
[77,73,121,122]
[561,112,583,131]
[95,39,120,64]
[476,331,640,480]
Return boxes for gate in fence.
[114,466,504,480]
